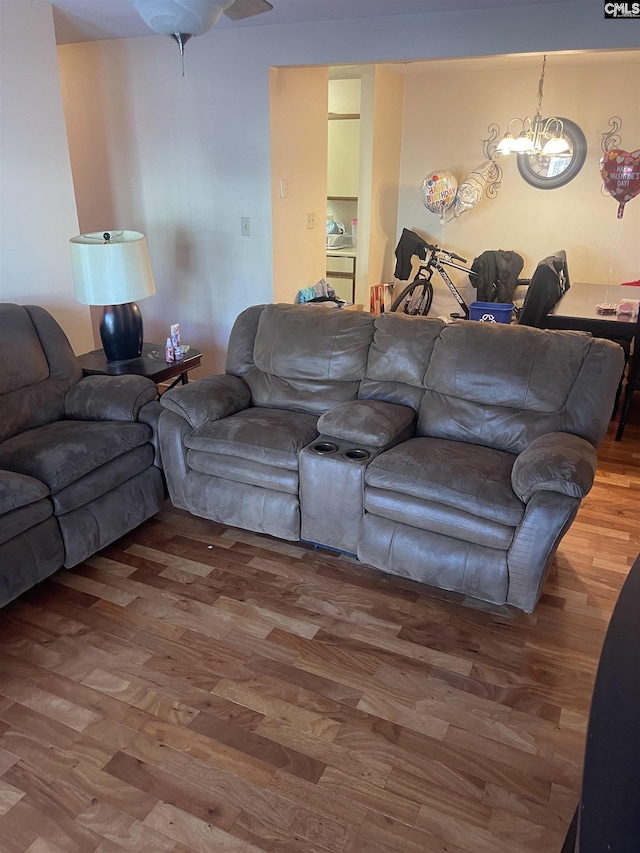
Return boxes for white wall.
[270,66,328,303]
[51,3,639,369]
[60,33,276,372]
[361,65,405,297]
[0,0,92,353]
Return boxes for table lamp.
[70,230,156,362]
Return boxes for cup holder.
[312,441,339,455]
[343,448,371,461]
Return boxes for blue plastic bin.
[469,302,514,323]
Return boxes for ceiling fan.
[128,1,274,61]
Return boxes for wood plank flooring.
[1,419,639,853]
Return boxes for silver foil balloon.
[450,160,495,219]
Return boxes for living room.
[1,1,638,370]
[1,1,639,851]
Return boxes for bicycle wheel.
[391,280,433,316]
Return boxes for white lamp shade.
[512,135,535,153]
[70,230,156,306]
[496,135,515,155]
[542,136,571,155]
[129,0,234,36]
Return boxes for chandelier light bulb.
[542,136,571,155]
[496,134,515,154]
[512,133,535,153]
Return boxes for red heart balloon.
[600,148,640,219]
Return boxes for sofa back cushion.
[0,304,82,443]
[418,321,623,452]
[360,314,444,411]
[226,303,375,414]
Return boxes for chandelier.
[496,56,570,156]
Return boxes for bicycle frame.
[415,251,477,319]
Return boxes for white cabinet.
[327,118,359,199]
[326,249,356,303]
[327,78,360,199]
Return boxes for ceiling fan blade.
[224,0,273,21]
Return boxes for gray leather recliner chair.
[159,303,624,613]
[0,303,165,607]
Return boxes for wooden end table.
[77,342,202,394]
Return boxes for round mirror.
[517,118,587,190]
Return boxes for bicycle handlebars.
[423,243,468,265]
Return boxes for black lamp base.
[100,303,143,362]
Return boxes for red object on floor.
[621,280,640,286]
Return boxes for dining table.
[543,282,640,439]
[543,282,639,342]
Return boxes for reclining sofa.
[159,303,623,613]
[0,303,165,608]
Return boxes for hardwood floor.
[1,420,639,853]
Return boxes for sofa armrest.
[159,374,251,429]
[137,400,163,467]
[0,470,49,514]
[511,432,597,503]
[317,400,416,448]
[64,375,157,421]
[507,490,580,612]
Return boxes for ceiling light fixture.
[128,0,273,71]
[496,55,570,157]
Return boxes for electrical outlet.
[241,217,250,237]
[279,179,288,199]
[307,212,315,230]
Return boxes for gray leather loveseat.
[158,303,623,613]
[0,303,165,607]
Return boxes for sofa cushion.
[358,514,509,605]
[184,408,319,469]
[187,452,299,495]
[59,466,165,568]
[0,516,65,608]
[0,308,50,394]
[418,322,621,453]
[0,500,53,546]
[241,304,376,414]
[52,444,155,515]
[366,437,524,526]
[364,488,515,550]
[183,472,301,540]
[0,471,49,514]
[0,420,152,494]
[425,322,589,412]
[359,314,444,410]
[253,303,374,381]
[0,304,82,444]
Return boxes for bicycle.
[391,241,478,319]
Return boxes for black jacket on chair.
[470,250,524,303]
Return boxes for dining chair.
[610,283,639,427]
[517,250,568,328]
[615,344,640,440]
